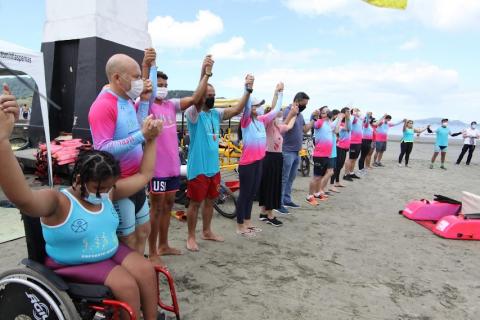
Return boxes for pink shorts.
[44,244,132,285]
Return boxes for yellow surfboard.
[363,0,407,9]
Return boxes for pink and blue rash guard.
[362,115,373,140]
[148,66,182,178]
[313,118,338,157]
[350,116,363,144]
[337,118,353,150]
[239,93,283,165]
[89,89,149,178]
[375,119,402,142]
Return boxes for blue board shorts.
[114,188,149,237]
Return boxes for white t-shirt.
[463,128,480,145]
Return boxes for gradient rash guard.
[89,89,149,178]
[240,93,283,165]
[350,116,363,144]
[337,118,353,150]
[375,120,402,142]
[313,118,338,157]
[362,115,373,140]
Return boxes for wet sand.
[1,141,480,319]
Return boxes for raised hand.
[275,82,284,93]
[140,79,153,101]
[0,84,19,121]
[142,48,156,68]
[312,109,320,119]
[245,74,255,91]
[142,115,163,141]
[289,104,299,116]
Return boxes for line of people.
[1,47,478,318]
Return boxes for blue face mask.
[84,185,111,205]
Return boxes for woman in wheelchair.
[0,109,163,320]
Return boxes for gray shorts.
[375,141,387,152]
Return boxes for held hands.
[142,48,156,68]
[275,82,284,93]
[245,74,255,92]
[140,79,153,101]
[141,115,163,141]
[0,84,19,121]
[203,55,214,76]
[289,104,299,116]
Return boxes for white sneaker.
[398,163,403,167]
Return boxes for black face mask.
[205,97,215,109]
[298,104,306,112]
[327,111,333,119]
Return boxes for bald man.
[88,51,155,255]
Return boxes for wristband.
[205,72,213,77]
[245,85,253,93]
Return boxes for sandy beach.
[1,140,480,320]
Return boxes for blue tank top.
[402,128,415,143]
[41,189,120,265]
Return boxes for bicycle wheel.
[10,137,29,151]
[214,184,237,219]
[300,156,310,177]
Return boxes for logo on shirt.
[71,219,88,233]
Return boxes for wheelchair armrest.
[67,283,113,303]
[21,258,69,291]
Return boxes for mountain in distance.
[389,118,471,138]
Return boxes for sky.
[0,0,479,122]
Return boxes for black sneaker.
[343,175,353,181]
[351,174,361,179]
[266,217,283,227]
[259,214,268,221]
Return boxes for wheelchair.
[0,215,180,320]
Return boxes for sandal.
[247,226,263,232]
[236,229,256,238]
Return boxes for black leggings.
[358,139,372,170]
[399,141,413,165]
[237,160,263,224]
[456,144,476,165]
[331,147,348,184]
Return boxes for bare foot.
[186,238,199,252]
[202,231,225,242]
[158,246,182,256]
[148,255,166,267]
[329,187,340,193]
[335,183,346,188]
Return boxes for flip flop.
[171,211,187,221]
[236,230,256,238]
[247,226,263,232]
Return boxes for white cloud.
[209,36,330,62]
[399,38,421,50]
[148,10,223,49]
[218,62,471,121]
[283,0,480,31]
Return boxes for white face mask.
[84,185,111,206]
[125,79,144,100]
[157,87,168,99]
[472,125,477,129]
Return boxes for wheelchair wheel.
[0,267,80,320]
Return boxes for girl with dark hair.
[398,119,428,167]
[0,106,163,320]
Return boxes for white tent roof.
[0,39,54,187]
